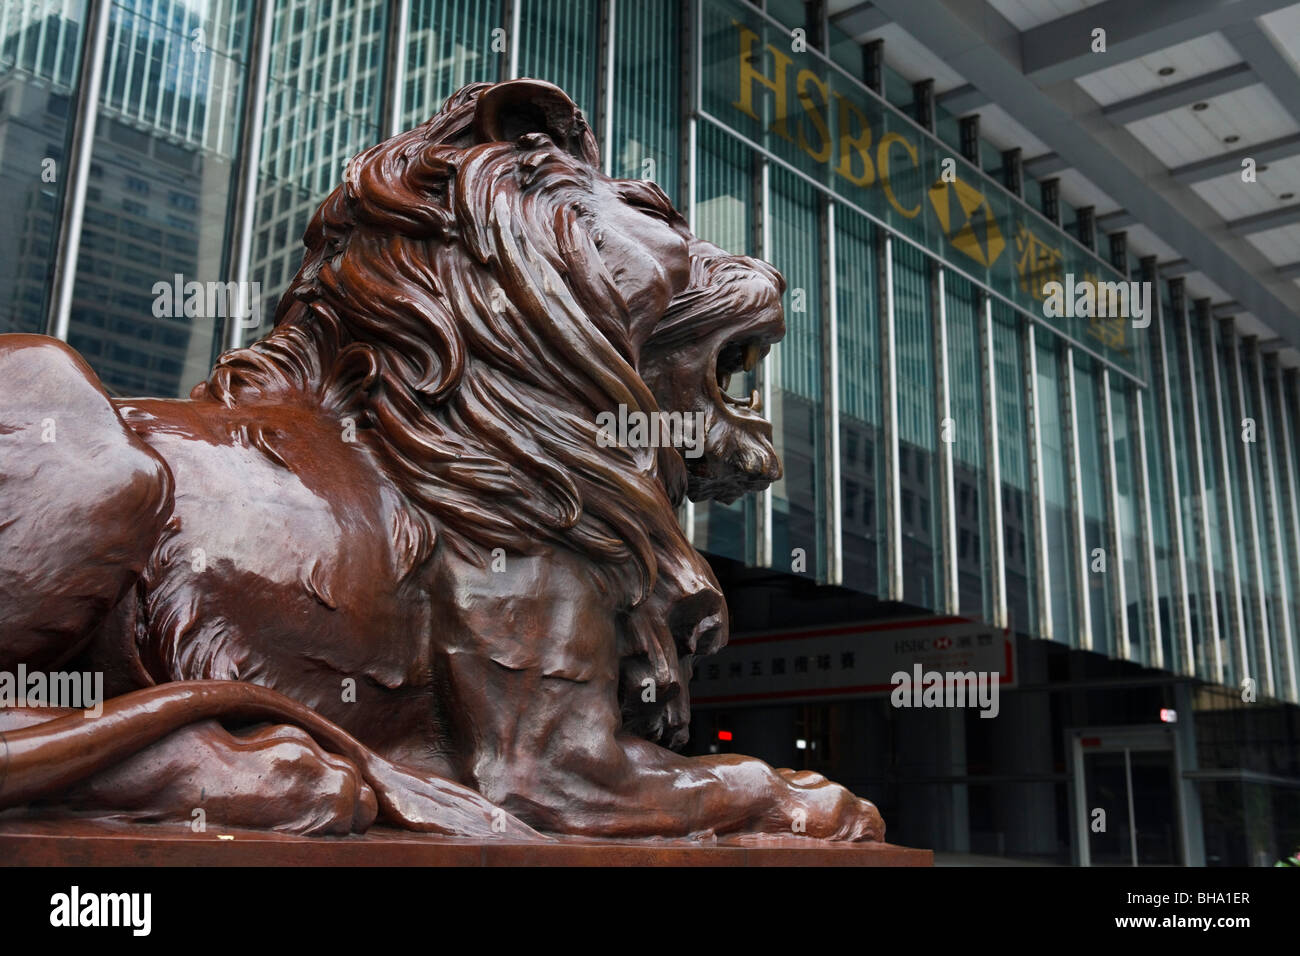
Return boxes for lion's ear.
[472,79,599,166]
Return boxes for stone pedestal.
[0,820,932,866]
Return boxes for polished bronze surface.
[0,80,886,846]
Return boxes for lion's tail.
[0,680,539,838]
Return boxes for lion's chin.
[685,416,782,504]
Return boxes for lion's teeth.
[743,342,761,371]
[750,389,762,412]
[719,372,732,391]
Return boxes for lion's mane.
[198,84,691,614]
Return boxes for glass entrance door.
[1072,726,1184,866]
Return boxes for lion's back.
[0,334,174,668]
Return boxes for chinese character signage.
[691,617,1016,705]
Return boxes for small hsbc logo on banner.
[690,616,1015,706]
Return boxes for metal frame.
[1252,351,1298,701]
[679,0,698,547]
[1176,287,1224,682]
[222,0,276,351]
[597,0,616,176]
[879,230,903,601]
[45,0,112,341]
[753,156,774,569]
[1133,380,1163,668]
[1277,368,1300,701]
[1062,347,1092,649]
[381,0,411,138]
[980,292,1008,628]
[932,264,958,615]
[1200,305,1247,686]
[507,0,523,80]
[1024,324,1053,641]
[822,198,843,586]
[1226,327,1276,697]
[1099,368,1130,659]
[1151,279,1195,675]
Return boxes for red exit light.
[717,730,733,741]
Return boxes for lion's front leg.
[442,654,882,841]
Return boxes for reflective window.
[1073,352,1113,655]
[1036,335,1077,644]
[945,271,990,619]
[247,0,388,344]
[768,165,825,580]
[610,0,679,203]
[67,0,250,396]
[993,302,1036,636]
[403,0,502,130]
[836,205,882,596]
[893,240,939,608]
[0,0,89,333]
[517,0,597,117]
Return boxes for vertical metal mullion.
[1254,351,1297,701]
[1062,348,1092,649]
[1025,324,1053,641]
[1179,291,1223,683]
[1211,317,1253,691]
[223,0,274,350]
[382,0,411,137]
[598,0,616,176]
[981,293,1008,628]
[1227,328,1274,697]
[933,264,958,614]
[822,199,842,586]
[754,158,773,569]
[507,0,523,79]
[1276,368,1300,701]
[1133,386,1163,668]
[1100,369,1130,659]
[879,231,902,601]
[1151,282,1195,675]
[46,0,112,341]
[679,0,697,547]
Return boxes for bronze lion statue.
[0,80,884,842]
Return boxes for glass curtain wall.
[69,0,251,396]
[402,0,502,130]
[993,302,1035,636]
[893,240,940,609]
[1037,334,1076,645]
[0,0,90,334]
[836,205,883,596]
[610,0,678,202]
[768,165,825,580]
[247,0,387,344]
[945,271,991,620]
[516,0,597,118]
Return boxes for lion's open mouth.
[714,338,768,411]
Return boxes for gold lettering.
[877,132,920,218]
[731,22,794,143]
[795,69,831,163]
[833,93,874,186]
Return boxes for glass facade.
[5,0,1300,716]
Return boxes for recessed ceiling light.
[1224,134,1240,143]
[1282,192,1295,201]
[1192,102,1208,111]
[1158,66,1176,76]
